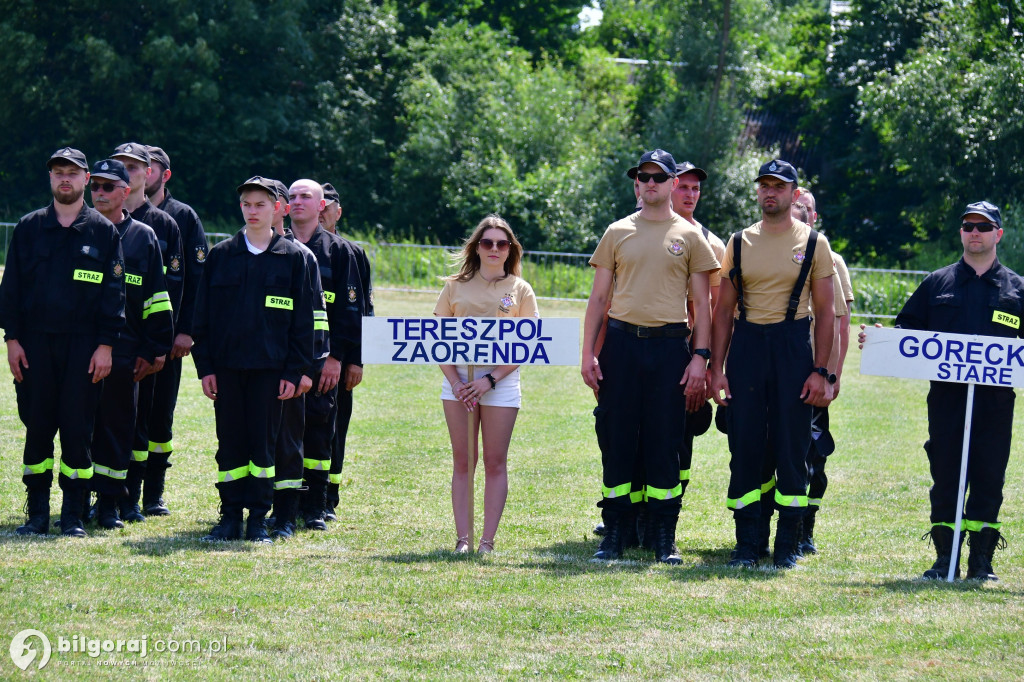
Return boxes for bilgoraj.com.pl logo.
[9,629,51,671]
[9,629,228,671]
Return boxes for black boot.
[246,513,273,544]
[621,504,641,550]
[650,511,682,565]
[142,453,171,516]
[773,514,802,569]
[271,489,299,540]
[300,482,327,531]
[119,462,146,523]
[593,507,624,561]
[727,517,760,567]
[592,521,607,536]
[201,506,244,542]
[60,488,87,538]
[324,482,340,522]
[922,525,964,580]
[16,487,50,536]
[798,507,818,556]
[96,494,125,529]
[966,527,1005,581]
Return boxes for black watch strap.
[693,348,711,361]
[813,366,829,378]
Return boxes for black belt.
[608,319,690,338]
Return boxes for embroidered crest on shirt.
[667,239,685,256]
[792,249,806,265]
[112,260,124,279]
[169,256,181,272]
[195,245,207,263]
[348,286,357,303]
[499,293,514,313]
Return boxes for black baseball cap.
[146,145,171,170]
[626,149,677,178]
[755,159,798,184]
[236,176,279,200]
[322,182,340,204]
[961,201,1002,229]
[675,161,708,182]
[113,142,151,165]
[271,179,290,203]
[47,147,88,170]
[90,159,130,184]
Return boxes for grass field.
[1,291,1023,680]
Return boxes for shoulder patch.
[667,239,685,256]
[112,260,125,279]
[348,286,357,303]
[792,249,806,265]
[195,245,207,263]
[169,255,181,272]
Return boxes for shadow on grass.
[123,532,263,556]
[852,578,1024,597]
[377,547,498,563]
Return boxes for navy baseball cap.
[146,145,171,170]
[271,179,290,203]
[626,149,677,178]
[675,161,708,182]
[322,182,340,204]
[236,176,279,200]
[90,159,130,184]
[113,142,151,165]
[755,159,798,184]
[961,201,1002,229]
[47,147,88,170]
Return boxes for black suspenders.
[729,228,819,322]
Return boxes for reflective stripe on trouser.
[213,368,283,516]
[935,520,1003,531]
[275,390,305,492]
[311,381,339,489]
[328,384,348,482]
[725,318,812,520]
[16,331,103,490]
[92,364,138,495]
[142,291,172,319]
[594,325,690,510]
[925,381,1014,528]
[132,450,148,462]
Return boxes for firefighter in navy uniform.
[319,181,373,522]
[137,144,208,517]
[87,159,174,528]
[192,176,313,544]
[269,179,330,538]
[1,147,125,537]
[887,201,1024,581]
[111,142,184,522]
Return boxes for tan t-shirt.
[590,213,720,327]
[433,272,539,318]
[686,219,726,303]
[834,252,854,304]
[719,220,836,324]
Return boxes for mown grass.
[0,291,1022,681]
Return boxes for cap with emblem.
[113,143,151,165]
[961,200,1002,229]
[675,161,708,181]
[626,149,678,178]
[321,182,340,204]
[47,147,88,170]
[236,176,279,200]
[90,159,130,184]
[755,159,798,184]
[146,145,171,170]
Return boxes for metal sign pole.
[466,364,475,551]
[947,382,975,582]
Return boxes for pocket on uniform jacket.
[71,248,106,287]
[593,405,610,455]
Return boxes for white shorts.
[441,366,521,408]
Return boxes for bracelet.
[453,380,464,389]
[484,373,497,389]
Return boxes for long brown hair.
[448,214,523,282]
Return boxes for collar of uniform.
[266,232,290,254]
[956,256,1003,285]
[45,202,91,232]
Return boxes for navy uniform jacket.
[284,230,329,378]
[131,201,184,328]
[895,257,1024,341]
[328,233,373,367]
[192,231,313,387]
[111,211,174,366]
[0,202,125,346]
[156,190,207,336]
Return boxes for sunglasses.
[961,221,997,233]
[479,238,511,251]
[636,172,673,184]
[90,182,125,193]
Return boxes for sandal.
[455,536,471,553]
[478,538,494,555]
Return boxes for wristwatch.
[693,348,711,361]
[813,367,829,378]
[827,373,838,385]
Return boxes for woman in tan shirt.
[434,215,539,554]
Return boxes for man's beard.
[53,185,84,206]
[145,178,164,198]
